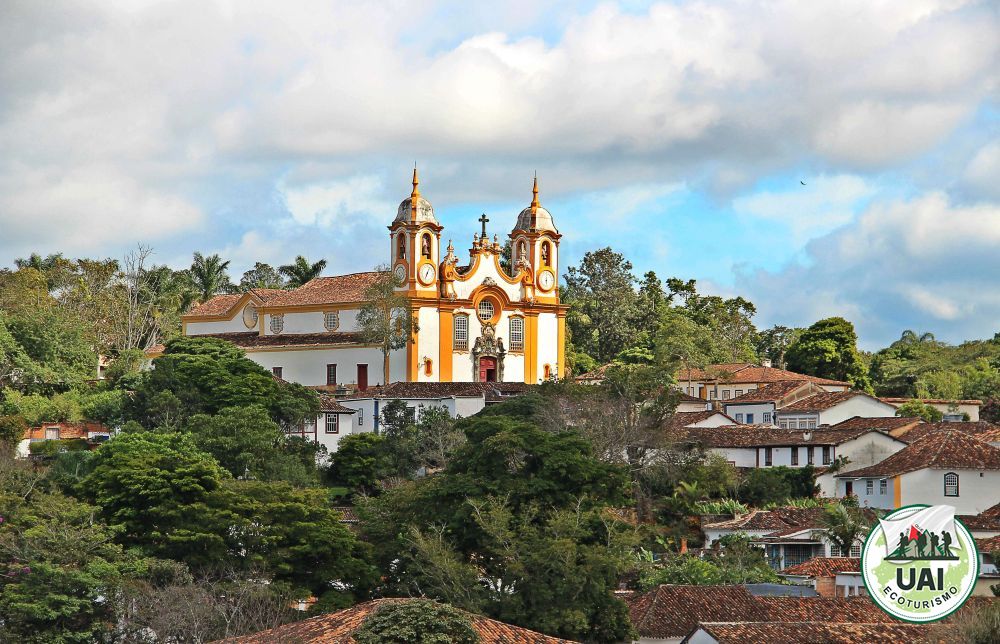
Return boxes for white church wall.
[451,254,521,302]
[187,315,253,335]
[537,312,559,381]
[248,347,384,387]
[272,308,362,335]
[416,307,440,382]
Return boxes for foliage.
[756,325,803,370]
[278,255,327,288]
[0,414,27,453]
[357,264,417,386]
[819,503,871,557]
[564,247,638,364]
[328,433,397,495]
[0,307,95,392]
[127,336,319,427]
[894,400,944,422]
[638,540,780,589]
[736,466,817,507]
[693,498,749,516]
[786,317,871,390]
[239,262,286,290]
[354,600,480,644]
[188,252,233,302]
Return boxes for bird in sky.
[800,180,806,185]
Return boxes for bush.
[354,600,479,644]
[28,438,89,457]
[0,415,27,453]
[736,466,817,507]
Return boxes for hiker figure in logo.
[941,530,953,556]
[916,529,928,557]
[895,532,910,558]
[930,531,940,557]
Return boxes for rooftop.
[778,391,881,413]
[957,502,1000,532]
[675,363,851,387]
[827,415,923,432]
[682,621,930,643]
[895,420,999,443]
[186,288,284,318]
[627,585,768,639]
[344,381,496,400]
[880,397,983,405]
[664,410,734,432]
[725,380,816,404]
[779,557,860,578]
[685,425,896,448]
[216,598,574,643]
[194,331,366,349]
[836,430,1000,478]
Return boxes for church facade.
[179,170,566,389]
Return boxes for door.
[357,364,368,391]
[479,357,497,382]
[845,481,853,497]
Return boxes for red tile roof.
[703,506,878,536]
[725,380,815,404]
[895,420,999,443]
[187,289,285,317]
[627,585,768,639]
[264,272,380,308]
[828,416,923,432]
[881,397,983,405]
[316,394,358,414]
[665,410,735,432]
[779,557,860,578]
[683,621,930,643]
[836,430,1000,478]
[346,381,495,400]
[685,425,896,448]
[975,534,1000,552]
[676,363,850,387]
[215,598,574,643]
[755,596,888,623]
[23,421,110,441]
[196,331,366,349]
[778,391,884,413]
[957,502,1000,532]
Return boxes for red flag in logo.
[909,524,921,541]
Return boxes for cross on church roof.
[479,213,489,238]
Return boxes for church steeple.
[530,172,540,211]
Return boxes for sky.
[0,0,997,349]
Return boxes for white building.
[825,430,1000,514]
[880,397,982,422]
[774,391,898,429]
[166,171,566,388]
[723,381,825,426]
[674,363,851,402]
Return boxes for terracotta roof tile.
[24,421,110,441]
[264,272,380,308]
[196,331,366,349]
[756,596,889,623]
[215,598,575,643]
[725,380,815,403]
[685,425,895,448]
[346,381,494,400]
[895,420,999,443]
[187,289,285,317]
[332,507,360,523]
[957,502,1000,532]
[676,363,851,387]
[704,506,877,535]
[779,557,861,578]
[836,430,1000,478]
[779,391,881,413]
[316,394,358,414]
[627,585,767,639]
[828,416,923,432]
[684,621,931,643]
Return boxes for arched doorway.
[479,357,497,382]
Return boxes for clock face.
[537,270,555,292]
[393,264,407,284]
[418,263,436,285]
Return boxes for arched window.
[398,233,406,260]
[944,472,959,496]
[477,299,495,323]
[269,314,284,334]
[421,233,432,259]
[518,240,527,259]
[540,241,551,265]
[324,311,339,331]
[509,316,524,351]
[454,314,469,350]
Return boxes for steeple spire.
[530,172,539,211]
[410,164,420,220]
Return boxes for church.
[178,170,566,390]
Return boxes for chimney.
[803,430,813,442]
[680,537,688,554]
[762,359,773,368]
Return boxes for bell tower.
[511,175,560,303]
[389,167,442,296]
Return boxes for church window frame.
[324,311,340,331]
[421,233,432,259]
[509,316,524,352]
[397,232,407,260]
[454,314,469,351]
[477,299,495,323]
[269,314,284,334]
[944,472,959,496]
[540,241,552,266]
[243,303,258,329]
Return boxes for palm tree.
[279,256,327,287]
[820,503,869,557]
[189,252,232,303]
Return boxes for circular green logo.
[861,504,979,623]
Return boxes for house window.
[358,408,364,426]
[722,390,730,400]
[735,390,743,397]
[477,299,495,323]
[44,427,60,440]
[850,543,862,558]
[325,413,339,434]
[807,446,815,465]
[763,412,772,424]
[243,304,258,329]
[798,419,808,429]
[808,419,817,429]
[324,311,339,331]
[509,317,524,351]
[879,479,887,495]
[866,479,874,495]
[326,364,337,386]
[765,447,773,466]
[454,314,469,350]
[779,419,789,429]
[944,472,959,497]
[746,413,754,424]
[269,314,284,334]
[709,390,716,400]
[791,449,798,466]
[735,413,744,423]
[822,446,832,465]
[272,367,283,379]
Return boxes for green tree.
[564,247,638,364]
[735,467,817,507]
[238,262,286,290]
[189,252,233,303]
[786,317,871,390]
[0,415,27,454]
[819,502,870,557]
[357,265,417,386]
[278,255,327,287]
[894,400,943,422]
[354,600,480,644]
[328,433,397,495]
[756,325,802,370]
[127,336,319,427]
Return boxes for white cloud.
[280,174,393,227]
[738,192,1000,347]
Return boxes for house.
[285,392,359,456]
[722,381,824,426]
[627,585,768,644]
[701,506,879,569]
[680,621,930,644]
[685,425,907,471]
[675,392,713,412]
[774,391,898,429]
[825,430,1000,513]
[665,410,737,433]
[216,598,574,643]
[674,362,851,402]
[778,557,863,597]
[958,502,1000,538]
[164,172,567,386]
[880,397,982,422]
[17,421,112,458]
[974,534,1000,596]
